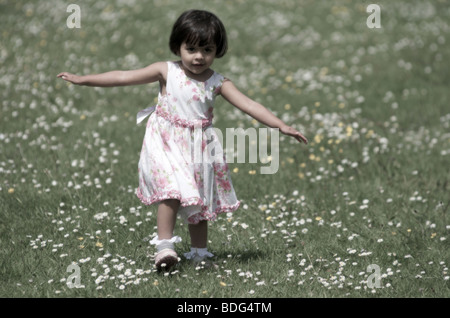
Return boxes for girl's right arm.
[56,61,167,87]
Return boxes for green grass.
[1,0,449,298]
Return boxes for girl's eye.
[185,46,215,54]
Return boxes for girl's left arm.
[221,80,308,144]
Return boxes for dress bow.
[136,105,156,124]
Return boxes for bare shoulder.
[220,79,241,96]
[143,61,168,82]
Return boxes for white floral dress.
[136,61,240,224]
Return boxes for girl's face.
[179,42,217,78]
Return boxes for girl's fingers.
[57,72,69,79]
[298,133,308,144]
[281,126,308,144]
[294,132,308,144]
[297,136,307,144]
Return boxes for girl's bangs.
[184,27,216,47]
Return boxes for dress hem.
[136,187,240,224]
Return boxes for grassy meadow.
[1,0,449,298]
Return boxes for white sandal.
[149,235,182,270]
[155,248,179,270]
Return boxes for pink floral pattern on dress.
[137,61,239,224]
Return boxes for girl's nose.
[194,51,205,60]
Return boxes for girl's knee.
[160,199,180,207]
[188,220,208,229]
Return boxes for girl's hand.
[280,125,308,144]
[57,72,83,85]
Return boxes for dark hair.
[169,10,228,58]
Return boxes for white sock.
[191,247,208,254]
[157,240,174,252]
[149,235,181,252]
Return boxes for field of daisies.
[1,0,449,298]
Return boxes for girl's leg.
[157,199,180,240]
[185,220,214,263]
[153,199,180,270]
[188,220,208,248]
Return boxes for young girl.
[57,9,308,270]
